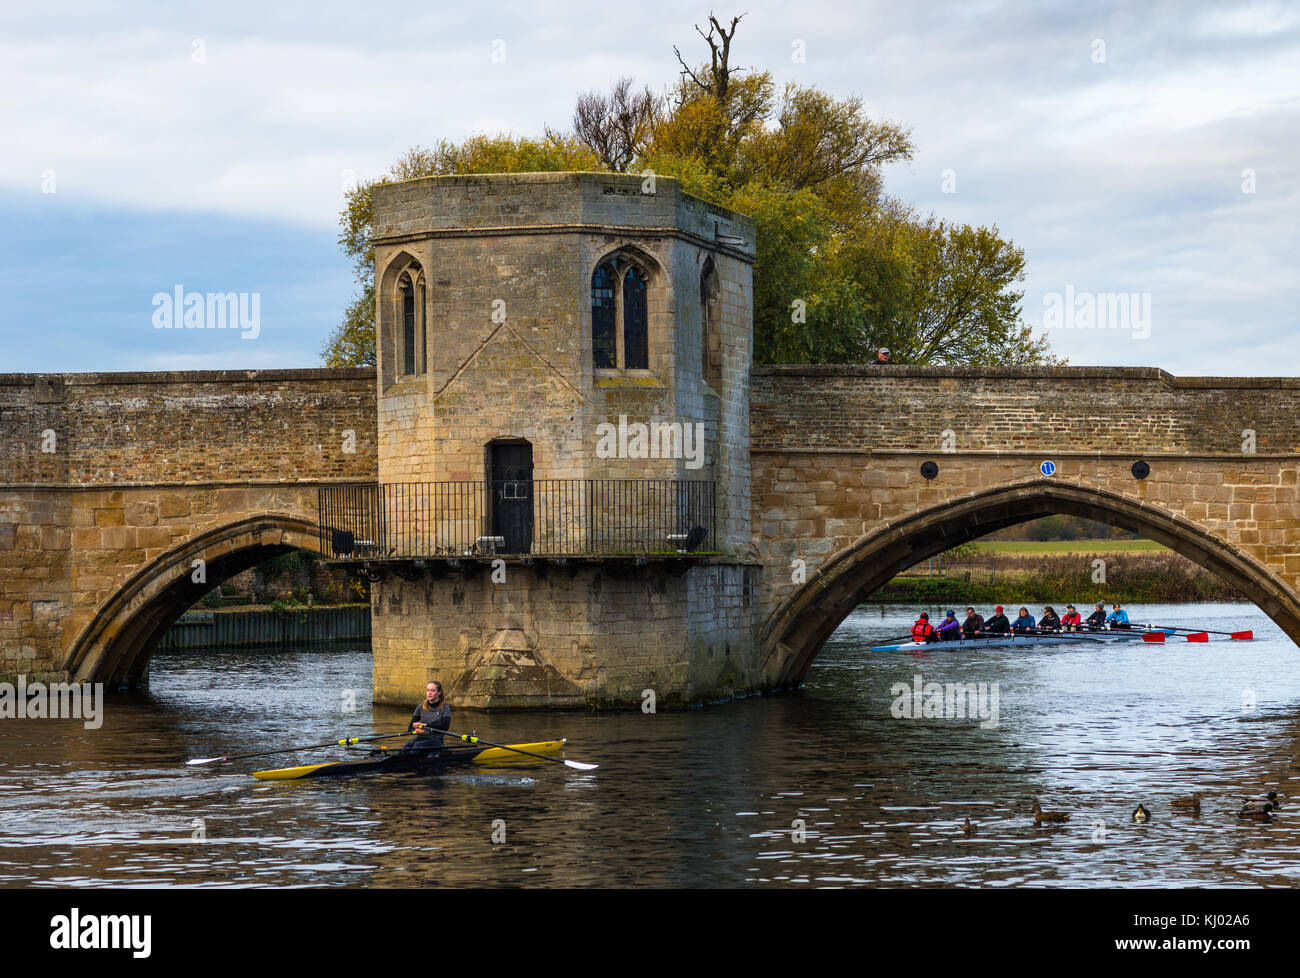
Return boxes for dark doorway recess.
[488,440,534,554]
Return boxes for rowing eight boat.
[871,629,1175,653]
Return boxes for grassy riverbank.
[974,539,1168,555]
[872,550,1242,605]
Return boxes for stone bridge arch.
[760,480,1300,689]
[65,514,325,688]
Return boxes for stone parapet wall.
[371,172,754,247]
[751,366,1300,455]
[0,369,377,486]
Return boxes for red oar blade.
[1231,630,1254,640]
[1142,631,1166,642]
[1185,632,1209,642]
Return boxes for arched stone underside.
[760,479,1300,688]
[65,514,324,688]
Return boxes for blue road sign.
[1040,460,1057,476]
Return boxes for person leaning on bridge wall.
[874,347,892,365]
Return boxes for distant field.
[880,546,1239,604]
[974,539,1169,555]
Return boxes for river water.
[1,602,1297,888]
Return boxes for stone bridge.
[751,365,1300,689]
[3,363,1299,704]
[0,369,375,688]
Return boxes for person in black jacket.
[408,680,452,748]
[984,606,1011,634]
[1085,603,1107,630]
[962,607,985,638]
[1039,607,1061,631]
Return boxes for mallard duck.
[961,818,976,838]
[1032,801,1071,824]
[1237,804,1274,823]
[1238,791,1285,808]
[1169,793,1203,811]
[1132,804,1151,823]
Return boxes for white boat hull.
[872,629,1162,652]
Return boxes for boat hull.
[252,740,566,780]
[871,630,1170,652]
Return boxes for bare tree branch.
[674,11,748,102]
[571,77,662,171]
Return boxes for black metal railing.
[318,480,716,558]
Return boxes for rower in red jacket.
[911,613,937,643]
[1061,605,1083,631]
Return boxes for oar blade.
[564,759,599,770]
[1185,632,1209,642]
[185,757,227,766]
[1141,631,1166,643]
[1231,630,1254,640]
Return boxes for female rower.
[1061,605,1082,631]
[408,680,452,748]
[1107,603,1131,629]
[1039,606,1061,631]
[937,610,962,642]
[1013,607,1037,633]
[1085,603,1107,630]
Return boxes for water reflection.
[0,603,1297,887]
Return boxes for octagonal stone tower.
[352,172,762,708]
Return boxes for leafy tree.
[837,202,1056,365]
[322,13,1059,368]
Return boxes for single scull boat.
[252,739,568,780]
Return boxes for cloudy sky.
[2,0,1296,375]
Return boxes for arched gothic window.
[591,255,650,371]
[622,266,648,369]
[394,265,426,378]
[591,264,616,369]
[700,257,721,387]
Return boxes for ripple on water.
[0,608,1296,886]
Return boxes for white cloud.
[1,0,1297,374]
